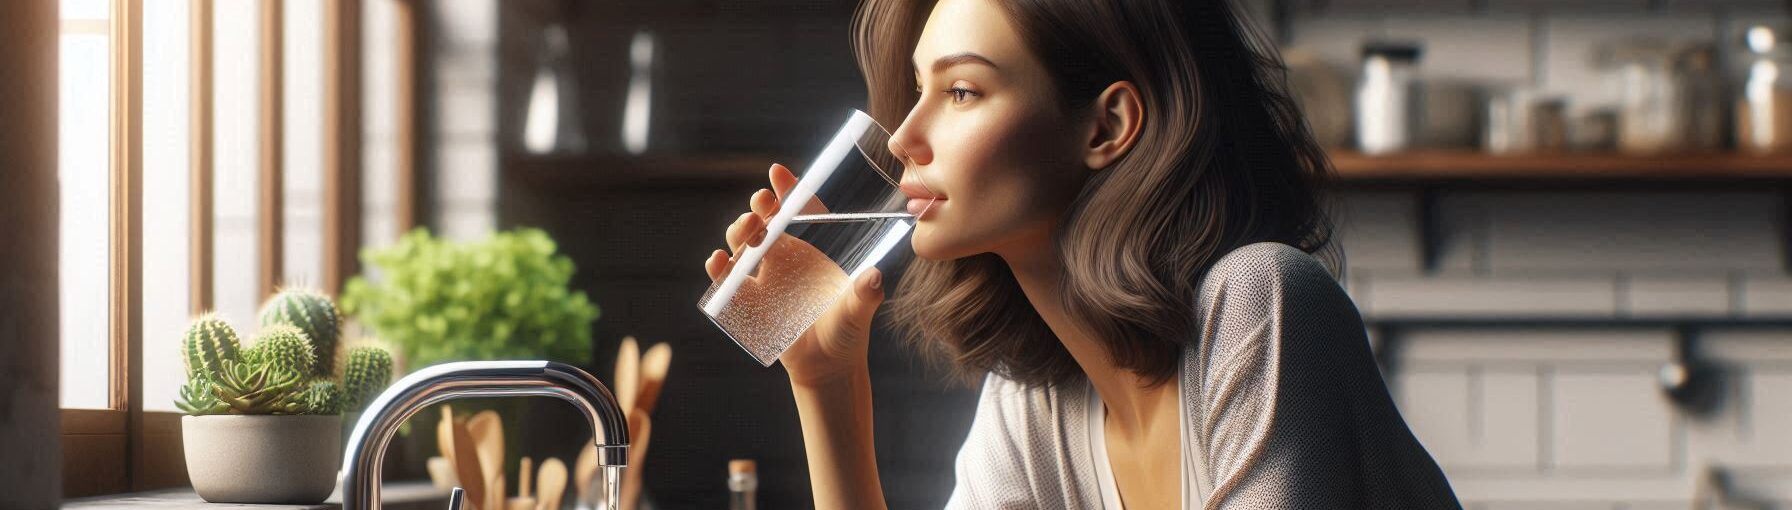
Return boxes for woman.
[704,0,1462,507]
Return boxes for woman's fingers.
[768,164,800,200]
[724,212,764,255]
[766,163,831,215]
[704,249,729,281]
[749,188,778,219]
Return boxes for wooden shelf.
[1331,150,1792,182]
[506,150,1792,189]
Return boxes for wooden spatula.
[438,406,457,467]
[537,457,568,510]
[636,343,672,416]
[469,412,504,484]
[449,415,486,509]
[614,336,640,418]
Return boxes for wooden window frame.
[59,0,405,497]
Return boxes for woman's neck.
[998,244,1179,438]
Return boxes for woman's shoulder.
[1186,241,1360,366]
[1203,241,1335,289]
[1196,241,1344,311]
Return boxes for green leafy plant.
[174,290,394,417]
[341,228,599,368]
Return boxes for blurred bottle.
[1355,42,1423,155]
[1483,87,1568,154]
[1602,39,1683,154]
[1677,44,1726,152]
[727,460,757,510]
[1737,24,1792,154]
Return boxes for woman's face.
[891,0,1090,262]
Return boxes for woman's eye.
[946,87,979,103]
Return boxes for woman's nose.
[888,115,932,167]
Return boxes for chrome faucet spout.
[340,361,629,510]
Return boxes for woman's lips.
[906,197,941,217]
[898,179,943,218]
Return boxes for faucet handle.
[447,487,465,510]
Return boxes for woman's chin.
[908,232,952,262]
[909,233,978,262]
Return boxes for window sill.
[63,481,450,509]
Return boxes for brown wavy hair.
[855,0,1342,388]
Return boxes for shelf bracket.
[1418,186,1444,274]
[1782,186,1791,274]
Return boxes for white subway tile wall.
[1331,186,1791,506]
[1623,276,1733,317]
[1297,6,1792,493]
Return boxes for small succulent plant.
[211,359,308,415]
[298,380,346,416]
[175,291,394,417]
[181,313,242,381]
[259,288,341,377]
[175,375,228,415]
[243,324,317,377]
[341,347,393,410]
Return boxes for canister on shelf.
[1355,41,1423,155]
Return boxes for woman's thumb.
[844,268,885,328]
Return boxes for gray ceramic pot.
[182,414,343,504]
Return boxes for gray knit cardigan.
[943,242,1463,509]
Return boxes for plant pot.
[182,414,343,504]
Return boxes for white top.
[942,242,1463,509]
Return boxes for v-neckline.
[1087,379,1197,510]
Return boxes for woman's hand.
[703,163,886,387]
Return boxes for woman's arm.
[1192,243,1460,508]
[791,366,888,510]
[707,164,892,509]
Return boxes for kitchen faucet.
[340,361,630,510]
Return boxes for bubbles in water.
[700,232,851,366]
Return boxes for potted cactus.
[175,289,393,504]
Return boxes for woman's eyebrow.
[913,52,1000,75]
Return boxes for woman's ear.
[1082,81,1144,171]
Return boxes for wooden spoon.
[636,343,672,416]
[468,411,505,503]
[537,457,568,510]
[614,336,640,418]
[621,412,652,510]
[449,416,486,510]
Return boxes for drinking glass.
[698,110,932,366]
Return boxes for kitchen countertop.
[63,481,450,510]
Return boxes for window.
[60,0,114,411]
[58,0,417,496]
